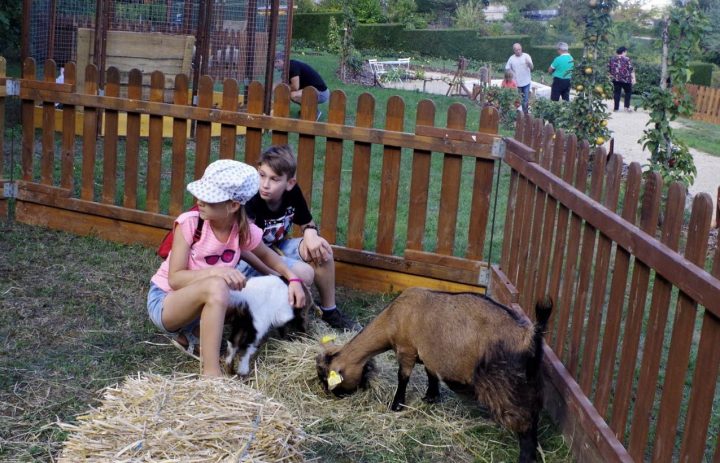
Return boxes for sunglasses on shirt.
[205,249,236,265]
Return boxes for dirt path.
[606,103,718,225]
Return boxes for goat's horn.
[320,335,336,344]
[327,370,343,390]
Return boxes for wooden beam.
[505,147,720,317]
[16,181,174,229]
[334,246,485,286]
[542,346,633,463]
[15,201,168,248]
[19,87,499,159]
[488,264,519,305]
[335,261,485,295]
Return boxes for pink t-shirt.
[151,211,263,292]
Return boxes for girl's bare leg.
[162,277,230,377]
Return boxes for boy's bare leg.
[313,258,336,309]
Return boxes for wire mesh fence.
[26,0,291,99]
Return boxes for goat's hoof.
[422,395,440,404]
[390,402,405,412]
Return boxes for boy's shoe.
[321,308,362,331]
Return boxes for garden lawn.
[674,118,720,157]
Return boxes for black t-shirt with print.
[245,184,313,246]
[288,60,328,92]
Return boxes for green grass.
[674,118,720,157]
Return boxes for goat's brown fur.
[316,288,552,463]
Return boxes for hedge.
[529,45,584,70]
[395,31,532,62]
[688,62,713,87]
[292,12,343,46]
[292,17,582,67]
[354,24,406,50]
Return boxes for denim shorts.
[317,89,330,104]
[147,283,201,335]
[147,283,170,332]
[238,238,304,277]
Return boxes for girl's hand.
[214,267,247,290]
[288,280,306,308]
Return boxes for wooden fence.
[9,57,501,295]
[500,114,720,462]
[688,83,720,124]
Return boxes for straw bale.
[58,373,305,462]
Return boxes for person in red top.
[608,46,636,112]
[501,70,518,89]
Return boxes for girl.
[147,159,305,377]
[501,70,517,89]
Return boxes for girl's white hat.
[187,160,259,204]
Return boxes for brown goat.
[316,288,552,463]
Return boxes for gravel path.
[606,103,718,225]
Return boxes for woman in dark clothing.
[608,46,636,112]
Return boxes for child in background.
[501,70,518,89]
[147,159,305,377]
[238,144,361,331]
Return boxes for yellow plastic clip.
[327,370,343,390]
[320,335,336,344]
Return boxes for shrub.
[454,0,486,31]
[387,0,420,27]
[293,13,344,46]
[483,87,521,129]
[633,62,661,98]
[688,61,713,86]
[531,99,570,129]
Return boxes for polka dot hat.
[187,159,259,204]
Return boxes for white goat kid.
[224,275,307,375]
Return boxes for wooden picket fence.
[11,57,501,295]
[688,83,720,124]
[500,114,720,462]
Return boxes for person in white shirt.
[505,43,534,113]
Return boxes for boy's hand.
[303,232,332,265]
[288,281,306,308]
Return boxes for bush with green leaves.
[387,0,422,28]
[633,61,661,98]
[531,98,571,128]
[483,87,520,129]
[639,0,706,188]
[454,0,486,32]
[566,0,617,148]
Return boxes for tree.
[639,0,706,187]
[565,0,617,149]
[0,0,21,60]
[454,0,486,30]
[700,2,720,64]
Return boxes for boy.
[239,144,361,331]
